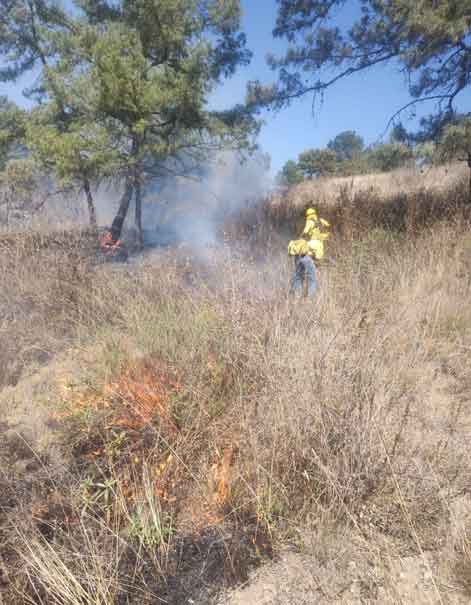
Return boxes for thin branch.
[380,94,457,140]
[278,51,398,104]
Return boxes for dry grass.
[275,162,467,209]
[228,162,471,248]
[1,172,471,603]
[0,229,98,388]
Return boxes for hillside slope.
[1,175,471,603]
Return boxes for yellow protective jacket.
[287,238,325,260]
[288,239,309,256]
[302,217,331,241]
[301,216,331,260]
[288,214,332,260]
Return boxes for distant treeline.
[277,115,471,186]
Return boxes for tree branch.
[381,95,456,139]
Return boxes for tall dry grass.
[276,162,467,209]
[0,230,98,388]
[1,177,471,603]
[229,162,471,248]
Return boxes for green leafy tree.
[438,117,471,198]
[0,97,26,169]
[71,0,256,243]
[0,158,41,227]
[298,148,337,178]
[26,106,119,227]
[439,117,471,163]
[1,0,258,242]
[277,159,304,186]
[88,12,256,242]
[411,111,468,145]
[0,1,71,98]
[368,142,414,172]
[327,130,364,162]
[336,155,372,177]
[390,123,410,146]
[248,0,471,122]
[414,141,438,167]
[0,97,33,227]
[0,0,107,226]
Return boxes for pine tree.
[298,148,337,178]
[439,117,471,199]
[0,0,258,241]
[248,0,471,122]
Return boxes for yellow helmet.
[305,207,317,218]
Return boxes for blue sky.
[212,0,471,174]
[3,0,471,175]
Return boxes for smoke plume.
[140,151,271,248]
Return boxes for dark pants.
[291,255,317,297]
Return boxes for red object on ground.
[100,231,127,260]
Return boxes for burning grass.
[59,353,248,529]
[6,348,272,603]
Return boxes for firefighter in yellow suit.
[302,207,331,260]
[288,207,331,297]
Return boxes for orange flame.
[214,447,233,507]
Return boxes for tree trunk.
[468,154,471,204]
[83,179,97,228]
[109,136,142,242]
[5,188,12,228]
[134,180,143,248]
[5,198,10,229]
[110,179,134,242]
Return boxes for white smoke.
[141,150,272,247]
[6,151,272,240]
